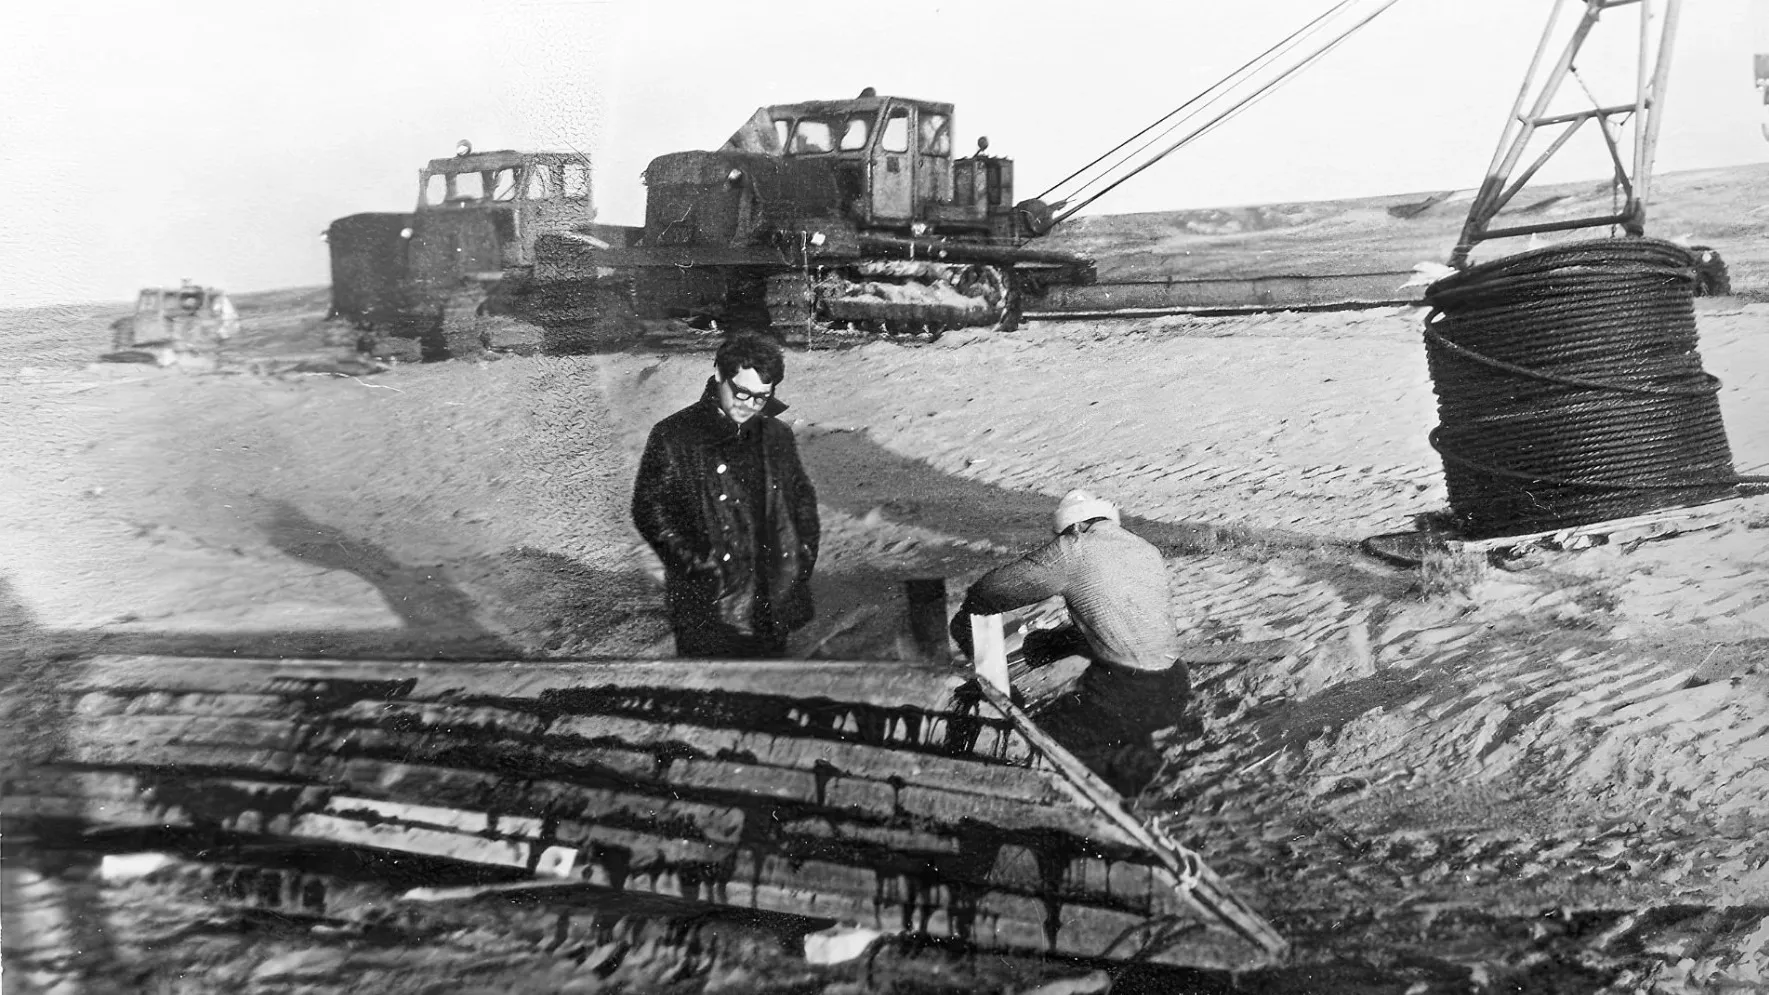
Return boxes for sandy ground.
[3,286,1768,993]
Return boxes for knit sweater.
[957,520,1179,671]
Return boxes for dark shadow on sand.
[261,502,511,641]
[2,507,528,663]
[796,426,1348,558]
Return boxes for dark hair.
[715,332,786,386]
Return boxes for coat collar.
[693,376,789,439]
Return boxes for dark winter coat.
[632,378,820,644]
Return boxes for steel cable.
[1421,237,1746,539]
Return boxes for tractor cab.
[726,90,1013,236]
[413,147,597,267]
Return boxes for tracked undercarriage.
[763,260,1022,345]
[356,259,1021,360]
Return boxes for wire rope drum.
[1421,237,1738,540]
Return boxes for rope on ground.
[1421,237,1759,540]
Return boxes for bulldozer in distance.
[324,90,1095,358]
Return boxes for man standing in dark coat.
[632,333,820,658]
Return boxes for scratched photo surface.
[4,2,1769,993]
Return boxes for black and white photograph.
[3,1,1767,992]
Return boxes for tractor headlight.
[726,168,744,186]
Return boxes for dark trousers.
[673,624,788,660]
[671,588,790,659]
[1024,627,1192,797]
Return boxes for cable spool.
[1421,237,1739,540]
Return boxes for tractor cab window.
[449,171,485,202]
[790,119,835,155]
[839,115,870,151]
[424,173,447,206]
[773,119,790,150]
[526,164,555,200]
[919,113,951,156]
[563,162,590,199]
[881,107,910,154]
[492,167,518,201]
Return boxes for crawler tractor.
[106,281,239,361]
[325,145,601,359]
[555,88,1095,343]
[324,91,1094,357]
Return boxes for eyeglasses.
[726,379,775,405]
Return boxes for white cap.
[1052,489,1119,534]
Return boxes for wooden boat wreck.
[5,652,1287,970]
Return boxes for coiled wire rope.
[1421,237,1751,540]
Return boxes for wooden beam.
[66,656,972,714]
[903,578,952,664]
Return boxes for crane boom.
[1449,0,1683,268]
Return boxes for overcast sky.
[3,0,1763,309]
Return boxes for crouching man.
[950,489,1186,793]
[632,333,821,658]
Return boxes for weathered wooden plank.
[134,743,1119,854]
[9,770,744,859]
[67,656,973,714]
[891,781,1142,849]
[68,714,303,754]
[3,775,314,838]
[336,726,667,785]
[5,774,1163,917]
[57,714,1100,843]
[316,750,1136,846]
[74,691,300,719]
[19,758,1165,901]
[545,712,1035,780]
[727,855,1209,962]
[332,699,554,736]
[44,754,1146,902]
[65,665,1033,782]
[980,843,1164,913]
[288,813,535,869]
[327,708,1046,797]
[60,741,309,775]
[769,814,963,857]
[132,786,1146,928]
[321,795,500,835]
[9,776,1221,963]
[306,759,765,841]
[85,693,994,766]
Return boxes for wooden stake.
[969,614,1011,696]
[902,578,951,664]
